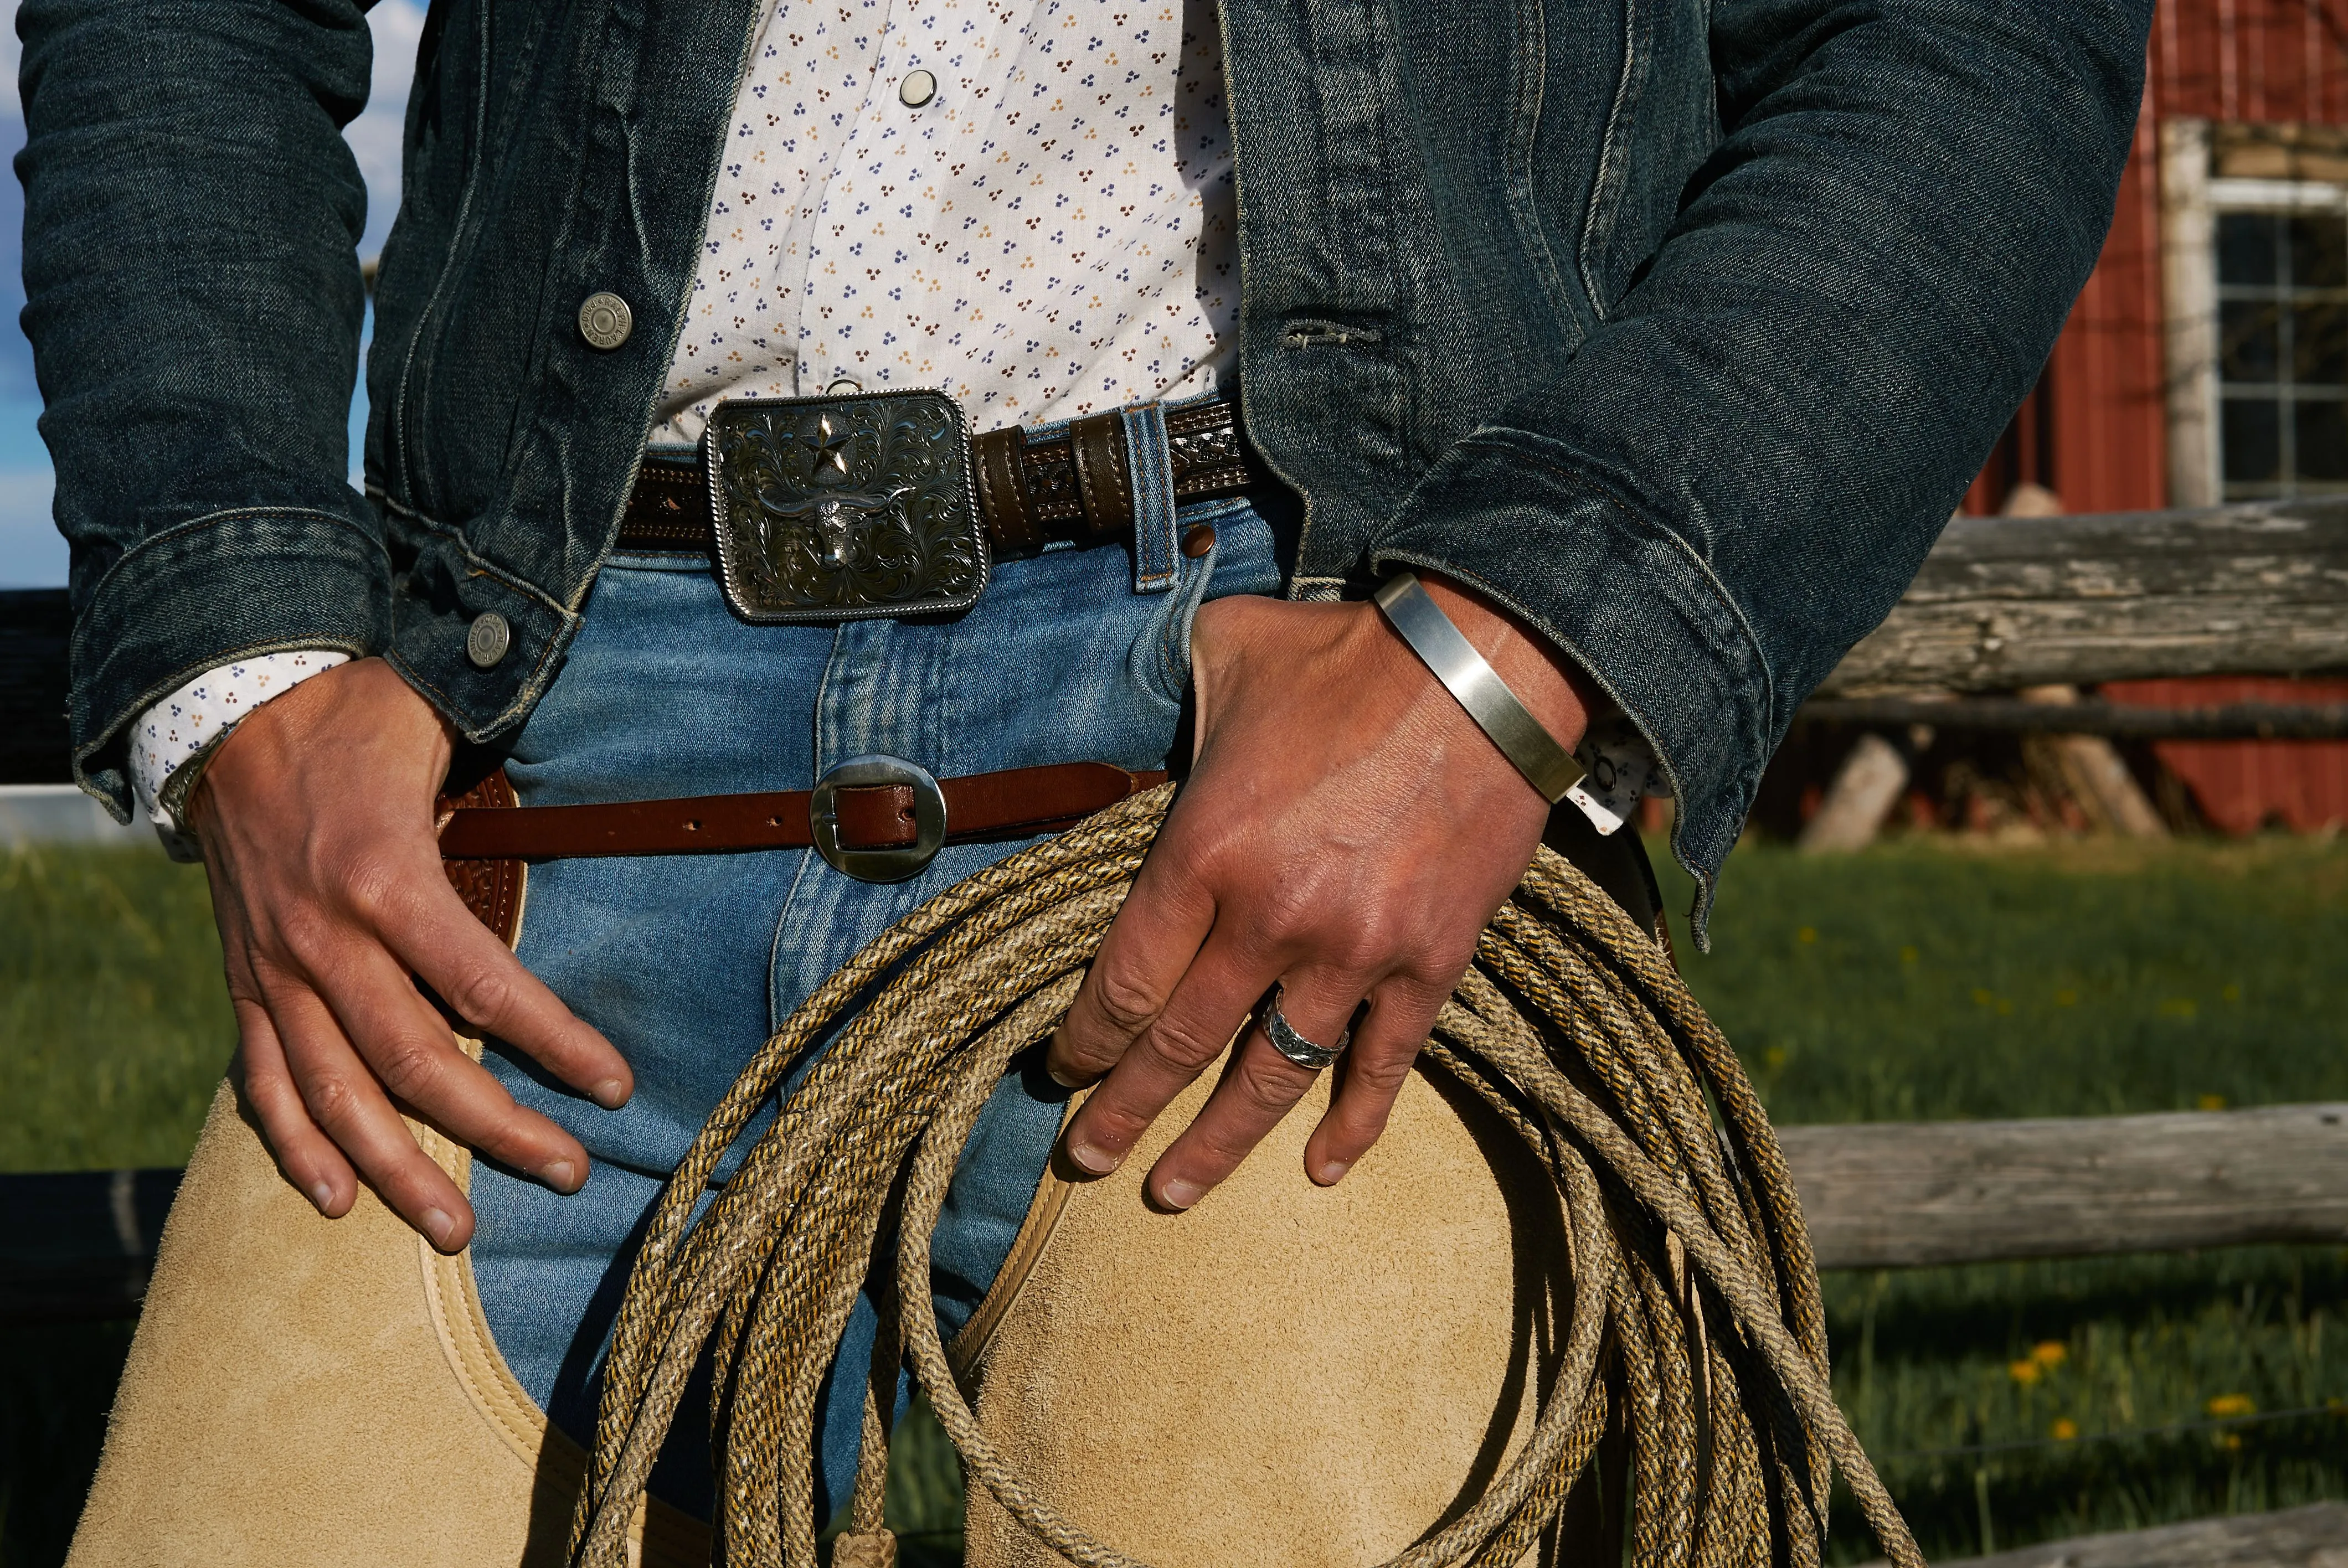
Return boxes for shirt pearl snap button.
[898,69,937,108]
[466,611,512,670]
[577,292,632,350]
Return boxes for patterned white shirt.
[646,0,1240,448]
[131,652,350,830]
[128,0,1669,842]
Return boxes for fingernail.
[1317,1160,1351,1185]
[1046,1062,1085,1089]
[308,1181,336,1212]
[420,1206,457,1249]
[1067,1141,1122,1176]
[594,1077,630,1109]
[1158,1178,1204,1211]
[543,1158,579,1192]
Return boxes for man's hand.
[1047,575,1595,1209]
[186,657,632,1251]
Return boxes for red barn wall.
[1952,0,2348,832]
[2153,0,2348,124]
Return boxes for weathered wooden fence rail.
[1866,1503,2348,1568]
[1779,1101,2348,1271]
[1799,695,2348,740]
[8,1102,2345,1319]
[1819,497,2348,696]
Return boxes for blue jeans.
[467,496,1286,1520]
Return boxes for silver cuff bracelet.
[1372,572,1587,805]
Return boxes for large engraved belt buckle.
[702,390,990,623]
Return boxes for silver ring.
[1259,986,1349,1072]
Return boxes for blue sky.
[0,0,425,586]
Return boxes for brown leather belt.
[618,395,1259,558]
[435,757,1165,941]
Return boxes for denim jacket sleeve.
[1366,0,2152,930]
[17,0,385,817]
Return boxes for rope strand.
[570,786,1924,1568]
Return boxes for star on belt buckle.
[702,390,990,623]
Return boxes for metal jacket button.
[898,70,936,108]
[466,611,512,669]
[578,292,632,350]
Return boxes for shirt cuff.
[1565,714,1671,836]
[131,651,351,833]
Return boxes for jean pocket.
[1146,501,1285,709]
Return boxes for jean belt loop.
[1122,401,1178,595]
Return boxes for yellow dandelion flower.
[1764,1046,1788,1069]
[2206,1393,2255,1419]
[2054,989,2078,1007]
[1797,927,1817,945]
[2007,1359,2041,1386]
[1899,946,1920,963]
[2051,1418,2078,1441]
[1973,988,1995,1007]
[2031,1341,2067,1367]
[2198,1093,2228,1112]
[2222,983,2242,1002]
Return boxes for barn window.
[2214,205,2348,498]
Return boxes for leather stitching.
[948,1089,1090,1384]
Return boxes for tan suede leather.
[75,1022,1600,1566]
[79,1053,1591,1567]
[66,1072,710,1568]
[961,1053,1583,1568]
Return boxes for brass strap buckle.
[703,390,991,623]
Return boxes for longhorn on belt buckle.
[702,389,990,623]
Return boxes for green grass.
[1659,833,2348,1125]
[1820,1248,2348,1560]
[3,835,2345,1564]
[1656,833,2348,1561]
[0,843,235,1172]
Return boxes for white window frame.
[2162,117,2348,506]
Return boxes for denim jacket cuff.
[69,506,392,818]
[1367,428,1777,946]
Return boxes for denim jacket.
[18,0,2150,932]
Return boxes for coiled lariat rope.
[568,784,1924,1568]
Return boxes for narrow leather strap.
[437,760,1164,861]
[1065,411,1135,543]
[833,783,920,849]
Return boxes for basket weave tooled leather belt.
[619,390,1260,625]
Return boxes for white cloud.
[0,467,61,587]
[351,0,429,257]
[0,1,19,121]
